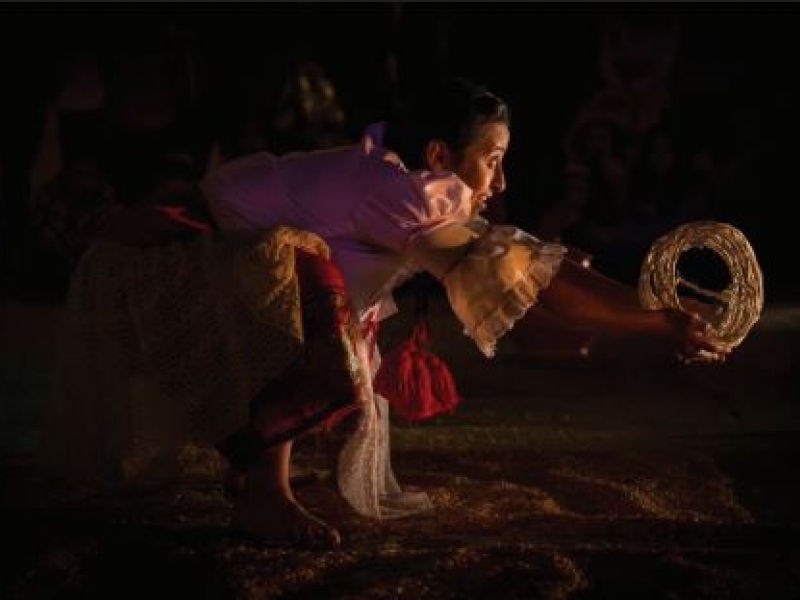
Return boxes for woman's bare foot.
[223,467,328,500]
[231,488,341,549]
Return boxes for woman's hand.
[679,295,725,326]
[663,308,732,365]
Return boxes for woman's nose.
[491,167,506,195]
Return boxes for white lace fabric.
[336,325,435,519]
[443,225,567,357]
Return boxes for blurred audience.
[0,11,790,304]
[536,16,734,287]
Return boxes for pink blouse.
[201,128,474,321]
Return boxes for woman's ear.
[424,139,454,172]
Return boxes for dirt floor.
[1,298,799,599]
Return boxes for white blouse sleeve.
[441,225,567,358]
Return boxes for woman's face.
[452,121,510,216]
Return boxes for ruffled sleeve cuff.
[442,225,567,357]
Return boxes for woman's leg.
[230,440,341,548]
[223,248,363,548]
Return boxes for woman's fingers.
[677,348,727,365]
[677,311,732,364]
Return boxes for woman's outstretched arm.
[537,257,730,362]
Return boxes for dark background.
[1,3,797,302]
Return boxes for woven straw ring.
[638,220,764,350]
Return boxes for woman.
[38,78,728,550]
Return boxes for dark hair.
[384,77,511,170]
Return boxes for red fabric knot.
[374,318,461,422]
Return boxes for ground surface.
[1,299,799,599]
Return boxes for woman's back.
[202,143,385,240]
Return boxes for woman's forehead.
[472,122,510,153]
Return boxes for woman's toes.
[293,517,341,549]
